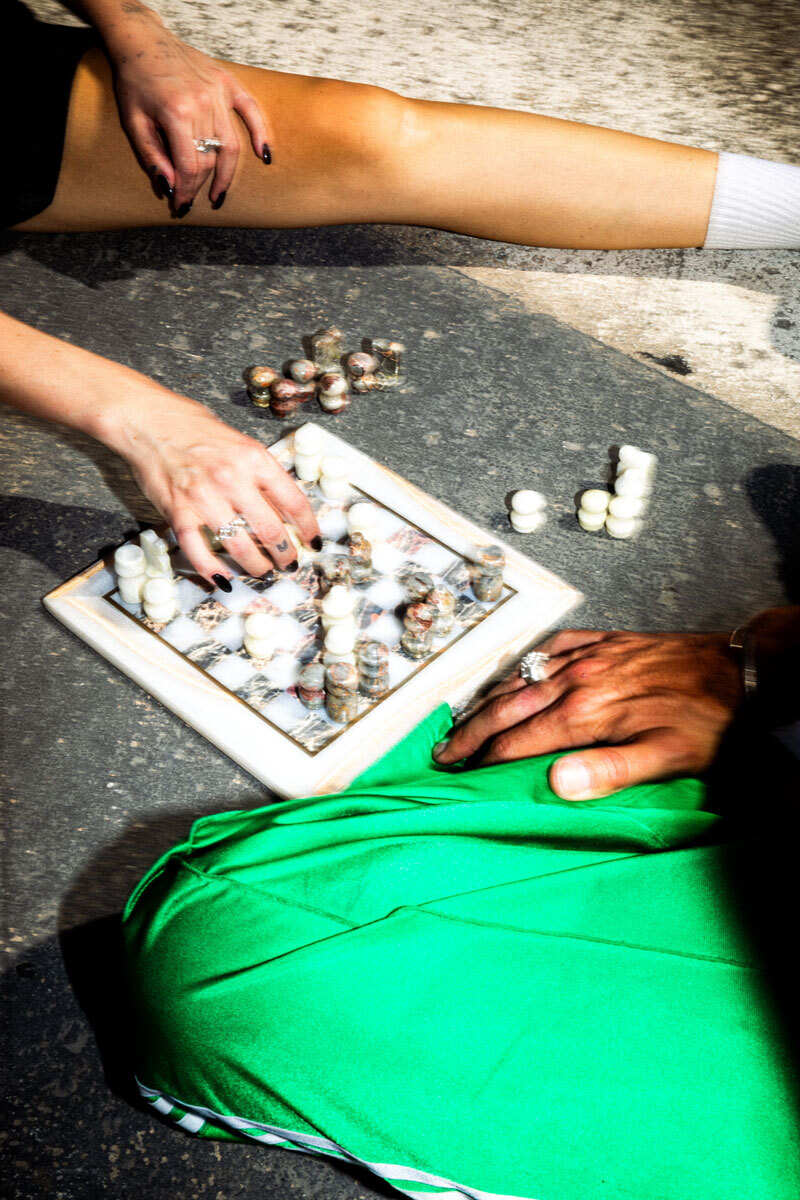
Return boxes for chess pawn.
[347,532,373,584]
[293,423,324,482]
[405,570,435,601]
[322,623,357,666]
[139,529,173,579]
[243,612,278,659]
[372,338,405,389]
[509,490,546,533]
[320,583,356,633]
[243,365,280,407]
[425,586,455,637]
[351,374,381,394]
[347,501,379,542]
[346,352,379,380]
[358,641,389,699]
[577,488,610,532]
[297,663,326,709]
[325,661,359,724]
[311,327,343,373]
[317,372,350,414]
[142,576,177,623]
[114,544,147,605]
[269,378,302,418]
[319,454,349,499]
[401,600,434,658]
[288,358,318,384]
[320,553,352,590]
[473,544,505,602]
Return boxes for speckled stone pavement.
[1,3,799,1198]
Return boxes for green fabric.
[123,705,798,1200]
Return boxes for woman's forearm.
[62,0,168,59]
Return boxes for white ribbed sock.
[704,152,800,249]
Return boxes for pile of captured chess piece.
[243,327,405,418]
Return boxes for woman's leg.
[14,46,717,248]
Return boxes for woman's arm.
[63,0,272,212]
[0,310,320,582]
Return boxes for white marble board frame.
[43,423,582,798]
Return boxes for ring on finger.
[217,515,249,540]
[193,137,224,153]
[520,650,551,684]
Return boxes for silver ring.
[193,137,224,153]
[217,515,248,540]
[520,650,550,684]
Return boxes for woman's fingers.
[549,729,688,801]
[253,452,321,548]
[125,109,174,189]
[207,106,240,207]
[233,89,273,162]
[172,516,234,587]
[160,116,213,212]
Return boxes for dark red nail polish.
[212,190,226,211]
[212,574,232,592]
[176,201,192,219]
[311,536,323,551]
[262,142,272,165]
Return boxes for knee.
[308,78,422,176]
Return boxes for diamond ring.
[193,138,224,153]
[520,650,551,684]
[217,516,248,540]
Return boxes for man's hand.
[433,629,745,800]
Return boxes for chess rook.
[293,423,323,482]
[243,365,280,407]
[473,545,505,603]
[372,338,405,389]
[311,327,343,373]
[347,502,379,542]
[114,544,147,604]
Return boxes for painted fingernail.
[432,741,449,762]
[155,174,174,201]
[176,201,192,219]
[286,559,299,572]
[211,190,226,211]
[262,142,272,165]
[212,574,232,593]
[311,536,323,551]
[552,758,591,799]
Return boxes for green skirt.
[123,705,798,1200]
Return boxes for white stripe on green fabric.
[137,1078,536,1200]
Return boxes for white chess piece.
[347,501,379,541]
[577,509,607,532]
[618,445,657,476]
[608,494,644,521]
[243,612,278,659]
[509,490,547,533]
[142,576,177,622]
[614,469,650,499]
[322,623,357,666]
[293,424,323,483]
[605,514,639,539]
[114,544,148,604]
[319,454,349,499]
[577,488,610,532]
[321,584,356,632]
[139,528,173,579]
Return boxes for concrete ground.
[1,2,798,1198]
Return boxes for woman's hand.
[433,629,744,799]
[81,1,271,211]
[108,390,321,584]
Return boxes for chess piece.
[607,494,644,521]
[618,445,657,476]
[405,570,435,601]
[288,358,318,384]
[140,529,173,579]
[243,365,280,407]
[425,586,455,637]
[346,502,379,542]
[114,544,147,605]
[293,424,324,482]
[605,515,639,539]
[311,327,343,373]
[472,545,505,602]
[297,663,326,709]
[320,554,353,589]
[317,372,350,414]
[319,454,349,499]
[142,576,177,623]
[325,661,359,723]
[269,378,302,418]
[509,489,546,533]
[358,641,389,699]
[351,374,381,394]
[320,583,356,632]
[372,338,405,389]
[322,623,357,666]
[613,468,650,499]
[400,600,434,658]
[347,532,373,583]
[243,612,278,659]
[577,488,610,533]
[346,352,379,379]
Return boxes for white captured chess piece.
[142,576,177,623]
[322,623,357,666]
[114,544,148,604]
[320,583,356,633]
[243,612,278,660]
[577,488,610,532]
[318,454,349,500]
[509,489,547,533]
[293,424,324,483]
[605,445,657,537]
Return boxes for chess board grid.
[44,423,582,797]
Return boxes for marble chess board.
[44,424,582,798]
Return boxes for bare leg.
[14,47,717,249]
